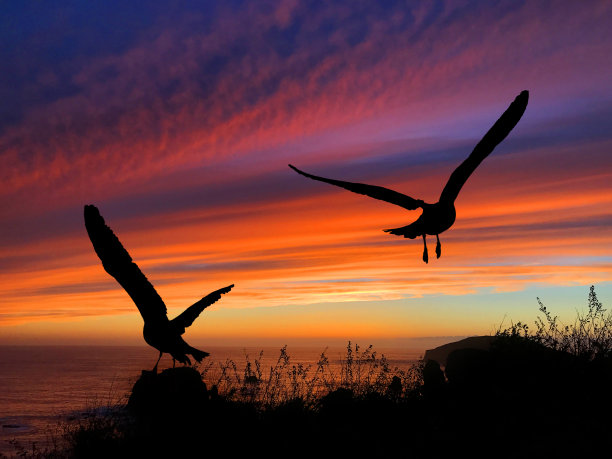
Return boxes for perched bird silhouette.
[289,90,529,263]
[84,205,233,372]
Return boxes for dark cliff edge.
[423,335,496,367]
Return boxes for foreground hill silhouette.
[57,315,611,457]
[21,287,610,458]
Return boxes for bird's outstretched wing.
[289,165,423,211]
[171,284,234,334]
[439,90,529,204]
[84,205,168,323]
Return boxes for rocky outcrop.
[423,336,496,367]
[127,367,209,419]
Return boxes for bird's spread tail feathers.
[189,347,210,363]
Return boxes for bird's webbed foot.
[435,235,441,259]
[422,235,429,264]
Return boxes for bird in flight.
[289,90,529,263]
[84,205,233,372]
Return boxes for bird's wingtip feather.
[84,204,100,219]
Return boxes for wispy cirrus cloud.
[2,1,610,201]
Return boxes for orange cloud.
[2,1,612,341]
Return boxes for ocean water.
[0,345,423,455]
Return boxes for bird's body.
[385,202,456,238]
[142,321,205,365]
[289,90,529,262]
[84,204,233,371]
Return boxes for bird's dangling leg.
[435,234,441,259]
[152,351,163,373]
[422,234,429,264]
[172,358,176,368]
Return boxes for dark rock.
[127,367,208,419]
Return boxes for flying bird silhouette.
[84,205,233,372]
[289,90,529,263]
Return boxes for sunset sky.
[1,0,611,346]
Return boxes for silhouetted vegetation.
[2,343,423,458]
[4,287,612,458]
[198,342,422,407]
[498,285,612,360]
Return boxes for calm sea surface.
[0,345,423,455]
